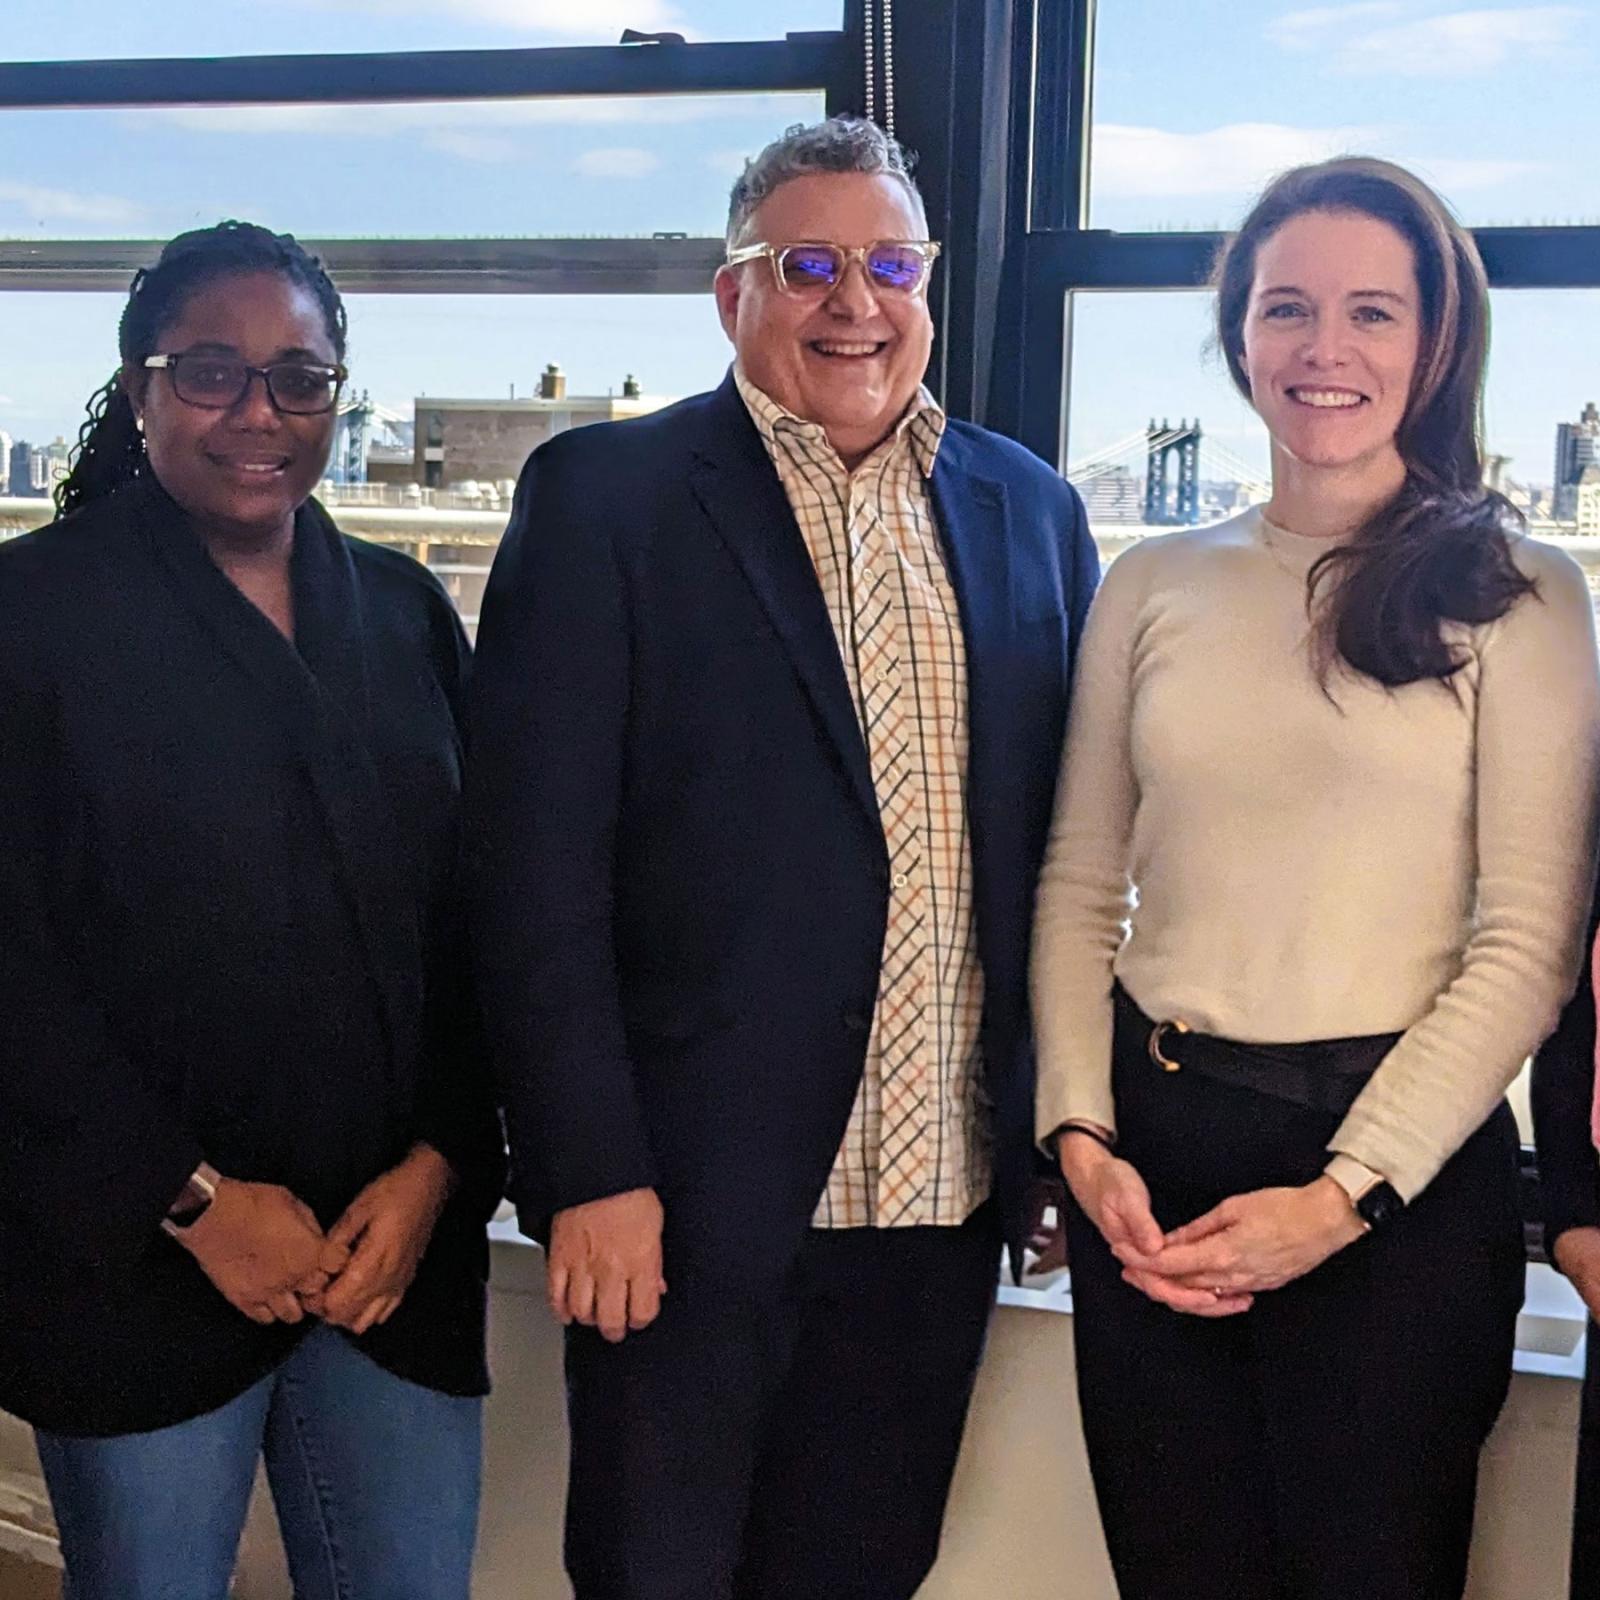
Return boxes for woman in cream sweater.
[1032,157,1600,1599]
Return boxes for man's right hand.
[547,1187,666,1343]
[1553,1225,1600,1324]
[173,1177,346,1326]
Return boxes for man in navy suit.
[468,116,1098,1600]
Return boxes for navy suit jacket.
[468,373,1098,1282]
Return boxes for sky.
[2,0,1596,489]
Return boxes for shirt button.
[875,666,893,684]
[892,871,909,889]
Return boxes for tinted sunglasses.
[724,240,941,296]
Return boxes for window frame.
[0,28,859,295]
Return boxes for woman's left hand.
[305,1144,456,1335]
[1114,1177,1367,1299]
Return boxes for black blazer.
[0,476,503,1437]
[467,374,1098,1284]
[1533,863,1600,1253]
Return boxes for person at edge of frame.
[1032,156,1600,1600]
[0,222,504,1600]
[1533,860,1600,1599]
[466,115,1099,1600]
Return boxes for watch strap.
[161,1161,221,1237]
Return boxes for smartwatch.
[1354,1180,1404,1233]
[161,1161,221,1238]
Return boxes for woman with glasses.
[0,222,502,1599]
[1032,158,1600,1598]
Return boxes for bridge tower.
[1143,418,1202,525]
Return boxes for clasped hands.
[174,1144,453,1335]
[1058,1135,1366,1317]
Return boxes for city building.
[6,438,37,498]
[1554,402,1600,522]
[1577,465,1600,537]
[414,364,669,489]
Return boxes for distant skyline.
[4,0,1596,484]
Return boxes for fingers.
[1102,1197,1163,1263]
[565,1266,598,1329]
[319,1239,384,1326]
[546,1257,573,1325]
[626,1272,663,1333]
[595,1272,630,1343]
[319,1239,352,1277]
[1163,1205,1235,1248]
[328,1202,372,1254]
[267,1290,305,1324]
[351,1295,399,1337]
[240,1299,279,1326]
[1122,1267,1252,1318]
[1130,1237,1236,1278]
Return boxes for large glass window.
[1089,0,1596,231]
[1065,288,1600,550]
[16,1,844,60]
[0,92,823,240]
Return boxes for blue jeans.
[34,1324,482,1600]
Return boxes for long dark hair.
[1213,157,1532,687]
[55,221,348,518]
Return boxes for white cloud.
[573,147,663,179]
[145,93,814,138]
[1093,122,1378,198]
[1268,3,1407,46]
[0,181,141,225]
[1093,122,1543,208]
[288,0,685,37]
[1270,5,1582,76]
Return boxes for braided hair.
[55,221,348,518]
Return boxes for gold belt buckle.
[1148,1018,1190,1072]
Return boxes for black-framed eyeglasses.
[724,239,942,297]
[143,352,348,415]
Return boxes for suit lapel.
[687,378,880,828]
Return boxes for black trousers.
[1572,1321,1600,1599]
[562,1204,1000,1600]
[1068,1002,1524,1600]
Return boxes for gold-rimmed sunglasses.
[724,239,942,297]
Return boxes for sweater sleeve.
[1031,542,1150,1143]
[1329,546,1600,1201]
[1530,861,1600,1251]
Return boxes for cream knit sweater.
[1032,506,1600,1200]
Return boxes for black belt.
[1113,983,1400,1117]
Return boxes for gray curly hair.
[725,116,927,248]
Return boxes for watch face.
[1358,1182,1403,1230]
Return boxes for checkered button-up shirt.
[736,368,991,1229]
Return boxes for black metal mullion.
[0,236,727,295]
[1030,0,1095,234]
[0,35,847,109]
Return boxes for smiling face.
[1240,208,1422,487]
[127,269,338,546]
[714,171,934,468]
